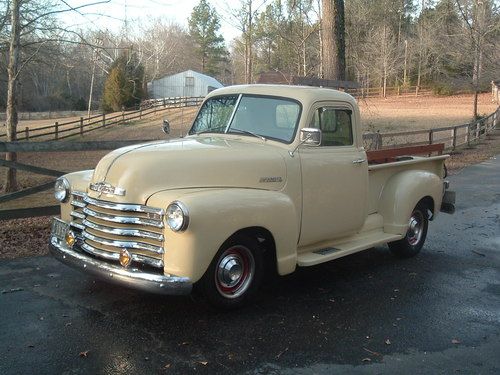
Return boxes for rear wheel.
[198,234,263,309]
[389,204,429,258]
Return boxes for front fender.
[147,188,299,283]
[60,170,93,222]
[379,170,443,235]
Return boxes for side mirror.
[162,118,170,134]
[300,128,322,146]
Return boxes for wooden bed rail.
[367,143,445,164]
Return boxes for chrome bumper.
[49,236,192,295]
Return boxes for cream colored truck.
[49,85,455,308]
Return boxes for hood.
[88,137,287,203]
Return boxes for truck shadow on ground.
[70,246,455,370]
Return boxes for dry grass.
[359,93,497,132]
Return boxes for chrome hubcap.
[407,210,424,246]
[215,246,254,299]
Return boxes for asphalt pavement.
[1,156,499,375]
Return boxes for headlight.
[54,177,70,203]
[166,201,189,232]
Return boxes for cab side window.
[309,108,353,146]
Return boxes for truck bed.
[367,144,448,215]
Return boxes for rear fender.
[378,170,443,235]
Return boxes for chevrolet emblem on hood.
[89,182,126,197]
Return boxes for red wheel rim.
[215,245,255,299]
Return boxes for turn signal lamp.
[65,231,76,248]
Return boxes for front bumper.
[49,235,192,295]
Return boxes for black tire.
[197,234,263,309]
[389,203,429,258]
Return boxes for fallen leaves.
[1,287,24,294]
[385,339,391,345]
[451,339,461,344]
[79,350,90,358]
[276,347,289,359]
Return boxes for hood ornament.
[89,182,126,197]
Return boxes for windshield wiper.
[229,128,267,141]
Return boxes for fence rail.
[363,107,499,151]
[0,105,499,220]
[0,96,204,141]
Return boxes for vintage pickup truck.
[50,85,455,308]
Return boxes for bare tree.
[4,0,20,192]
[2,0,111,192]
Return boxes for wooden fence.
[0,96,203,142]
[363,107,500,151]
[0,105,498,221]
[0,140,157,220]
[354,85,433,98]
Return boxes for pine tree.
[102,52,144,112]
[188,0,227,76]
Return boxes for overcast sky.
[61,0,242,43]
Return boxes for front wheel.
[198,234,263,309]
[389,204,429,258]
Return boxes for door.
[298,105,368,247]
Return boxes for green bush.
[102,52,144,113]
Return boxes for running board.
[297,232,402,267]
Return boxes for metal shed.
[147,70,223,99]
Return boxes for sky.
[60,0,243,43]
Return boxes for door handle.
[352,159,366,164]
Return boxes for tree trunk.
[318,0,324,78]
[322,0,334,79]
[333,0,345,80]
[245,0,253,84]
[322,0,345,80]
[4,0,21,193]
[321,0,345,80]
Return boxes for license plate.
[51,218,69,241]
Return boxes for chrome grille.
[69,192,165,269]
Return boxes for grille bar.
[71,211,85,220]
[70,192,165,269]
[81,242,164,268]
[83,207,164,228]
[70,221,85,231]
[84,196,164,215]
[82,230,164,254]
[71,200,86,208]
[82,219,164,242]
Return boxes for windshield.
[189,94,301,143]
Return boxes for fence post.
[102,113,106,127]
[428,129,433,145]
[375,132,383,150]
[452,127,457,150]
[25,127,29,140]
[163,98,166,108]
[476,121,480,140]
[80,117,83,136]
[122,110,125,123]
[54,122,59,140]
[139,108,142,119]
